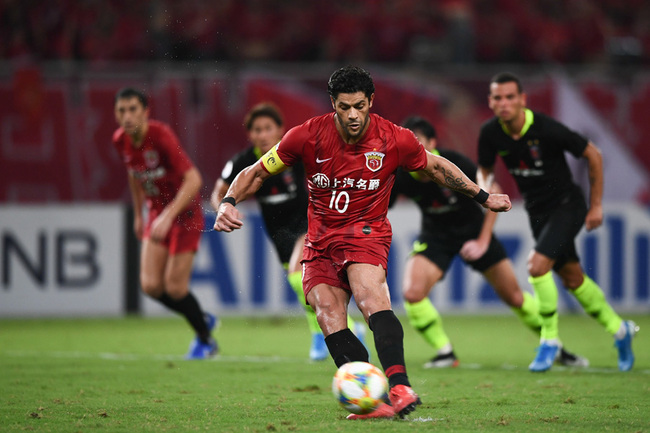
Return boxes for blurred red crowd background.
[2,0,648,65]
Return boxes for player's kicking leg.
[346,264,421,419]
[346,310,422,420]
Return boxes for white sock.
[614,322,627,340]
[540,338,559,346]
[437,342,453,355]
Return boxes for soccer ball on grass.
[331,361,388,415]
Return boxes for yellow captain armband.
[260,144,287,175]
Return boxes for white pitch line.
[1,350,307,363]
[457,362,650,374]
[2,351,648,374]
[404,416,445,422]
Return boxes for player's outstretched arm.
[423,152,511,212]
[213,163,272,232]
[210,178,230,212]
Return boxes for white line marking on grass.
[404,417,444,422]
[456,363,650,374]
[3,351,649,374]
[2,350,306,363]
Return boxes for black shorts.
[528,186,586,271]
[411,230,508,274]
[268,216,308,265]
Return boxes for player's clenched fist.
[482,193,511,212]
[214,204,244,232]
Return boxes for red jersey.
[112,120,201,216]
[261,113,428,249]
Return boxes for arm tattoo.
[441,167,472,195]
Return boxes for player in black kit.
[210,103,364,361]
[392,116,587,369]
[477,72,638,372]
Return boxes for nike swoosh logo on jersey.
[316,157,332,163]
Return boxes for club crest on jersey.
[144,150,159,169]
[527,139,543,167]
[364,151,385,172]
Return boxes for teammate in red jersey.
[113,88,218,360]
[214,66,511,419]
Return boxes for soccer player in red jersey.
[113,88,218,360]
[214,66,511,419]
[210,102,365,362]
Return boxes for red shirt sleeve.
[275,123,311,167]
[397,127,428,172]
[157,123,194,174]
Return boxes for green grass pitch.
[1,314,648,432]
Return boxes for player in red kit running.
[214,66,511,419]
[113,88,218,360]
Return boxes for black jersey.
[221,147,308,234]
[478,109,588,213]
[391,149,485,235]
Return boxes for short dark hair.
[327,65,375,100]
[115,87,148,107]
[402,116,437,139]
[244,102,284,130]
[490,72,523,93]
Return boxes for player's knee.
[560,273,583,290]
[526,250,554,278]
[557,263,584,290]
[403,284,428,304]
[527,260,550,278]
[163,278,189,299]
[312,292,341,319]
[140,279,163,297]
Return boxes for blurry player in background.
[477,72,638,372]
[113,88,218,360]
[213,66,511,419]
[210,102,365,362]
[392,116,588,369]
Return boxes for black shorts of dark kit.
[528,186,587,272]
[268,216,308,264]
[412,230,509,274]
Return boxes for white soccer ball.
[331,361,389,415]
